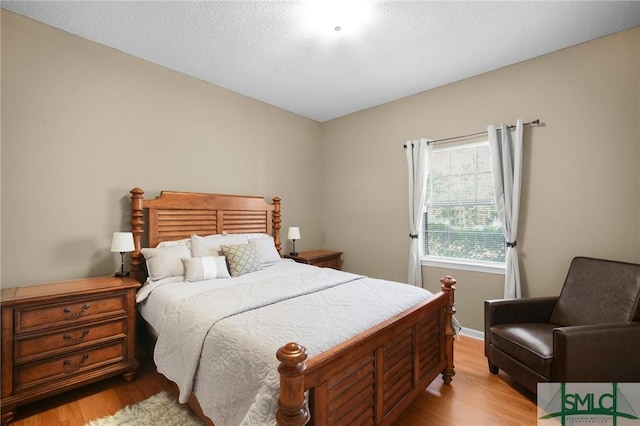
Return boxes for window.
[422,141,505,272]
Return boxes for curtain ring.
[409,234,419,239]
[506,241,517,248]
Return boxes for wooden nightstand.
[284,250,343,270]
[0,276,140,425]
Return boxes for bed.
[128,187,456,426]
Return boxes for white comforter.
[137,261,433,426]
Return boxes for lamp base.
[289,252,298,256]
[114,271,130,278]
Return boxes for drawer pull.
[62,304,91,318]
[63,328,90,343]
[62,354,89,370]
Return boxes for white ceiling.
[3,1,640,122]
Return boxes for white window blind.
[422,141,505,263]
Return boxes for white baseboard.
[459,327,484,340]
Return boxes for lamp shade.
[111,232,135,252]
[287,227,301,240]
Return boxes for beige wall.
[2,10,639,333]
[1,10,323,286]
[323,27,640,331]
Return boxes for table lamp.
[288,227,301,256]
[111,232,135,277]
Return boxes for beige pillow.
[141,244,191,280]
[220,244,263,277]
[191,234,248,257]
[222,231,270,240]
[157,237,191,249]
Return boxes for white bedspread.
[140,261,433,426]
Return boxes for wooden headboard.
[129,187,281,283]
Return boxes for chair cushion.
[550,257,640,326]
[490,323,555,377]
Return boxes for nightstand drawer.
[15,294,127,334]
[314,258,340,269]
[14,340,126,392]
[285,250,343,270]
[15,318,127,363]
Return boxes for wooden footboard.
[277,276,456,426]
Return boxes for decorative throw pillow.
[249,236,281,264]
[220,244,263,277]
[182,256,230,282]
[141,244,191,280]
[191,234,248,257]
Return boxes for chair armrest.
[484,297,557,358]
[553,322,640,383]
[485,297,558,327]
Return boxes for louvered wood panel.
[328,393,374,426]
[418,313,442,382]
[354,410,375,426]
[222,210,269,234]
[325,355,375,426]
[382,328,414,416]
[156,209,217,242]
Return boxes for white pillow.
[141,244,191,280]
[249,236,281,264]
[157,237,192,253]
[182,256,230,281]
[191,234,249,257]
[157,237,190,247]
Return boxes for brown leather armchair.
[485,256,640,393]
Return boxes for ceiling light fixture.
[298,0,376,39]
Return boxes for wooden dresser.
[284,250,343,270]
[0,276,140,424]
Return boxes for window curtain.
[488,119,523,298]
[405,139,432,287]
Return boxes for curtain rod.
[404,119,540,148]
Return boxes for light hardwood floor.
[8,336,537,426]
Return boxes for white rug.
[85,391,204,426]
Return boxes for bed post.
[272,196,282,253]
[130,187,145,283]
[441,275,456,384]
[276,342,309,426]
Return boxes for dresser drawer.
[15,318,127,363]
[14,340,126,392]
[15,294,127,334]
